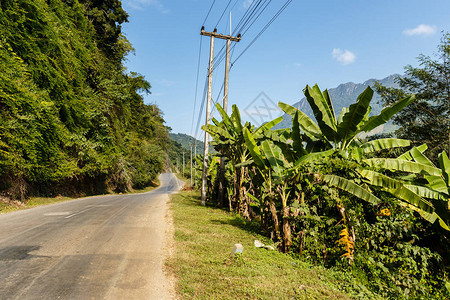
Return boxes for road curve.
[0,173,183,300]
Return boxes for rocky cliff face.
[274,74,400,132]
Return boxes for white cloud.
[125,0,169,13]
[243,0,254,9]
[332,48,356,65]
[294,62,302,68]
[403,24,436,36]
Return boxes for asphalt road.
[0,173,182,300]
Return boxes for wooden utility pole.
[218,16,241,207]
[182,152,185,178]
[200,27,241,206]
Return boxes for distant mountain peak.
[274,74,401,132]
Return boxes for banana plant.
[242,126,294,252]
[351,143,449,231]
[275,85,417,209]
[279,84,415,152]
[276,84,450,257]
[394,147,450,230]
[202,103,284,216]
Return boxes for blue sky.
[121,0,450,137]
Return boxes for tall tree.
[375,32,450,162]
[78,0,129,61]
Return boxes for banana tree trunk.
[282,206,292,253]
[269,199,280,242]
[337,204,355,264]
[233,169,239,212]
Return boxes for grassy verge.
[168,190,379,299]
[0,195,74,214]
[0,178,161,214]
[130,178,160,193]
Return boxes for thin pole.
[190,145,193,186]
[201,31,215,205]
[218,27,232,207]
[194,142,197,186]
[183,152,185,177]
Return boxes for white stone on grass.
[232,243,243,256]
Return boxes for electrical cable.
[232,0,293,66]
[209,0,260,70]
[202,0,216,26]
[190,36,203,137]
[195,0,292,141]
[235,0,266,35]
[214,0,233,29]
[194,76,208,143]
[232,0,261,36]
[240,0,272,37]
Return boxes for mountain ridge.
[274,74,400,131]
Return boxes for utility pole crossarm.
[200,25,241,206]
[200,28,241,42]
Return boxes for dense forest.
[0,0,170,200]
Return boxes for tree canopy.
[0,0,169,199]
[376,32,450,163]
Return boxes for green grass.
[0,195,73,214]
[168,191,379,299]
[131,178,160,193]
[0,178,161,214]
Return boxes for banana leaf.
[337,107,349,124]
[261,140,285,176]
[215,103,234,132]
[361,138,410,154]
[398,144,428,161]
[304,85,337,142]
[411,147,435,167]
[337,86,373,142]
[294,149,335,167]
[360,94,415,133]
[254,116,283,135]
[425,175,448,194]
[405,184,443,200]
[360,170,403,190]
[278,101,322,138]
[291,111,307,156]
[363,158,442,176]
[242,127,267,170]
[202,124,234,141]
[323,174,381,205]
[439,151,450,186]
[388,185,435,214]
[231,105,243,134]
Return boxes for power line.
[210,0,260,71]
[202,0,216,26]
[240,0,272,37]
[211,0,270,73]
[195,0,291,141]
[190,35,203,137]
[232,0,293,66]
[235,0,266,35]
[232,0,261,36]
[194,77,209,141]
[214,0,233,29]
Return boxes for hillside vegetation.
[0,0,168,200]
